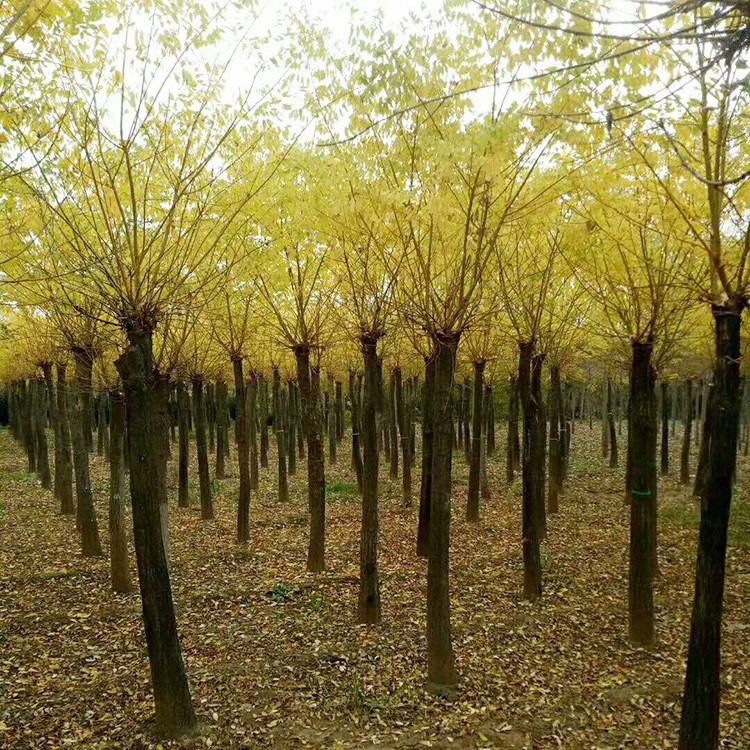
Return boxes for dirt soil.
[1,424,748,749]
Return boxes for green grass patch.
[659,499,700,534]
[570,455,609,476]
[265,583,299,604]
[728,499,750,549]
[0,470,38,485]
[326,480,358,502]
[661,495,750,550]
[307,592,330,613]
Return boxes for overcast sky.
[108,0,680,143]
[287,0,446,35]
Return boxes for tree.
[181,320,222,522]
[388,119,542,690]
[332,167,401,622]
[257,173,340,572]
[494,228,560,600]
[210,261,261,544]
[6,0,291,732]
[566,160,699,645]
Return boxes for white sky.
[104,0,703,147]
[285,0,447,35]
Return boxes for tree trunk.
[466,360,485,521]
[96,393,105,456]
[560,379,571,482]
[462,379,471,462]
[335,379,344,443]
[679,303,743,750]
[486,383,495,455]
[273,366,289,503]
[72,348,94,452]
[660,381,670,476]
[222,385,230,462]
[89,391,96,451]
[359,335,381,623]
[456,382,463,449]
[627,341,656,647]
[192,377,213,520]
[601,380,610,458]
[116,329,197,737]
[42,365,61,498]
[378,357,389,460]
[410,376,418,466]
[109,390,132,594]
[693,378,714,499]
[294,346,326,572]
[680,378,694,485]
[72,350,102,557]
[168,383,177,445]
[21,380,36,473]
[519,341,542,601]
[295,383,305,460]
[248,375,259,490]
[16,381,24,439]
[426,331,460,692]
[230,360,250,541]
[327,374,337,464]
[388,370,398,479]
[206,382,215,453]
[8,382,18,442]
[215,380,227,480]
[103,392,112,459]
[350,375,359,475]
[506,375,520,484]
[607,378,618,468]
[259,375,269,469]
[55,365,75,515]
[124,409,131,474]
[395,367,412,507]
[33,379,52,490]
[177,381,190,508]
[350,370,363,493]
[532,354,547,541]
[417,354,436,558]
[481,384,491,501]
[696,383,702,435]
[153,375,171,562]
[287,380,297,477]
[741,383,750,457]
[548,365,562,515]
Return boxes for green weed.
[0,470,38,485]
[265,582,299,604]
[307,592,330,612]
[661,494,750,550]
[326,480,358,502]
[541,545,552,570]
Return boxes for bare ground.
[0,424,748,749]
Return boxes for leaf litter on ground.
[0,425,748,749]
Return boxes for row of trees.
[1,1,748,748]
[0,290,730,737]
